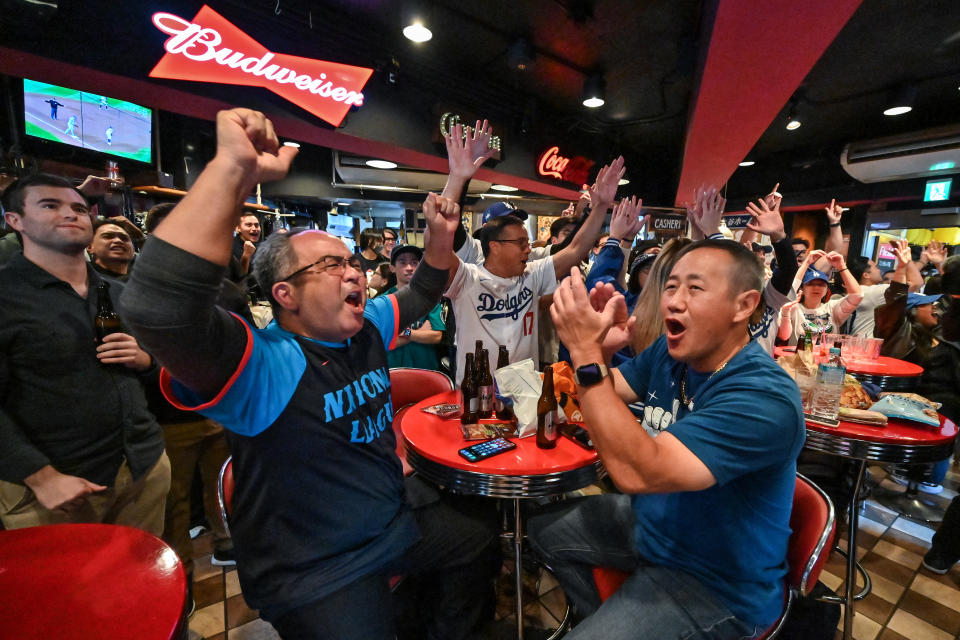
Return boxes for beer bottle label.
[469,397,478,413]
[544,411,556,440]
[477,385,494,412]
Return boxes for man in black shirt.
[0,174,168,533]
[88,218,136,280]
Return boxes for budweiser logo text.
[150,6,373,127]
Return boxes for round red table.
[803,414,957,640]
[400,389,604,640]
[773,347,923,390]
[0,523,187,639]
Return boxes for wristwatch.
[574,362,609,387]
[403,327,412,337]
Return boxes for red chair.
[0,523,187,639]
[591,474,836,638]
[389,367,454,473]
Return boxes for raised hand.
[589,156,626,209]
[422,192,461,239]
[779,298,799,319]
[763,183,783,212]
[925,240,947,268]
[573,185,591,219]
[892,239,911,268]
[825,251,846,271]
[745,196,785,242]
[445,120,496,181]
[589,281,636,356]
[215,108,298,187]
[824,198,843,225]
[800,249,827,271]
[608,195,646,241]
[694,185,725,236]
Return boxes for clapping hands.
[609,196,646,241]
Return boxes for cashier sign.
[150,5,373,127]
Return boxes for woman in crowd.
[777,249,862,345]
[357,228,385,276]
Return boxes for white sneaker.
[918,482,944,495]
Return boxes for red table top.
[401,390,600,475]
[773,347,923,377]
[0,524,186,639]
[806,413,957,446]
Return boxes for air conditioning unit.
[334,152,492,193]
[840,125,960,183]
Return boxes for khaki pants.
[0,453,171,536]
[162,418,231,576]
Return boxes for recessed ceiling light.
[930,162,955,171]
[883,105,912,116]
[738,160,755,167]
[403,22,432,43]
[366,159,398,169]
[618,178,630,185]
[283,141,300,148]
[491,184,519,192]
[337,201,351,206]
[785,119,802,131]
[582,97,605,108]
[582,73,606,108]
[883,84,917,117]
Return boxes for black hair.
[673,239,763,295]
[92,218,133,235]
[924,275,942,295]
[381,227,398,241]
[790,237,810,249]
[359,228,383,251]
[847,255,871,283]
[143,203,177,233]
[480,216,525,258]
[633,239,660,254]
[549,217,576,241]
[1,173,89,213]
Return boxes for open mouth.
[344,291,363,310]
[664,318,686,340]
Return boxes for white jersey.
[835,283,888,337]
[456,234,550,266]
[446,256,558,382]
[750,279,796,355]
[786,298,850,345]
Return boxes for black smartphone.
[562,424,595,450]
[458,437,517,462]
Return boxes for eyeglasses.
[794,250,807,258]
[280,255,364,282]
[494,237,531,249]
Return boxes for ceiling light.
[366,159,398,169]
[491,184,519,192]
[507,37,535,71]
[618,178,630,185]
[785,119,801,131]
[784,99,802,130]
[930,162,956,171]
[403,22,432,43]
[337,201,351,206]
[738,160,755,167]
[283,141,300,148]
[883,84,917,116]
[582,73,606,108]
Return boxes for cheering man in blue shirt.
[529,239,805,639]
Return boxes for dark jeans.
[271,477,500,640]
[527,494,761,640]
[931,494,960,562]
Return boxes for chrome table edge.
[804,429,954,464]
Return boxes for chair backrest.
[788,474,836,596]
[389,367,454,410]
[217,456,235,537]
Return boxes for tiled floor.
[185,465,959,640]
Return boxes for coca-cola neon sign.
[150,6,373,127]
[537,146,594,185]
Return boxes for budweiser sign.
[537,146,594,186]
[150,6,373,127]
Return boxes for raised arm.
[745,189,796,293]
[552,156,625,278]
[440,120,496,251]
[740,183,781,248]
[119,109,297,396]
[687,185,726,240]
[815,199,845,271]
[827,251,862,323]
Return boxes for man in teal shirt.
[386,245,446,371]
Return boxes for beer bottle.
[476,349,494,419]
[461,353,477,424]
[496,345,509,371]
[474,340,484,371]
[95,281,122,345]
[796,334,806,352]
[536,365,558,449]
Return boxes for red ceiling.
[674,0,863,205]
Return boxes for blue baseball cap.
[906,293,942,309]
[482,201,528,224]
[801,268,830,285]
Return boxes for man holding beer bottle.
[0,173,168,534]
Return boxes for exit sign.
[924,178,952,202]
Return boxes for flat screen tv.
[23,79,152,163]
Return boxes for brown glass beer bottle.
[461,353,477,424]
[496,345,509,371]
[536,365,558,449]
[476,349,494,419]
[95,281,122,345]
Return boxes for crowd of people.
[0,107,957,640]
